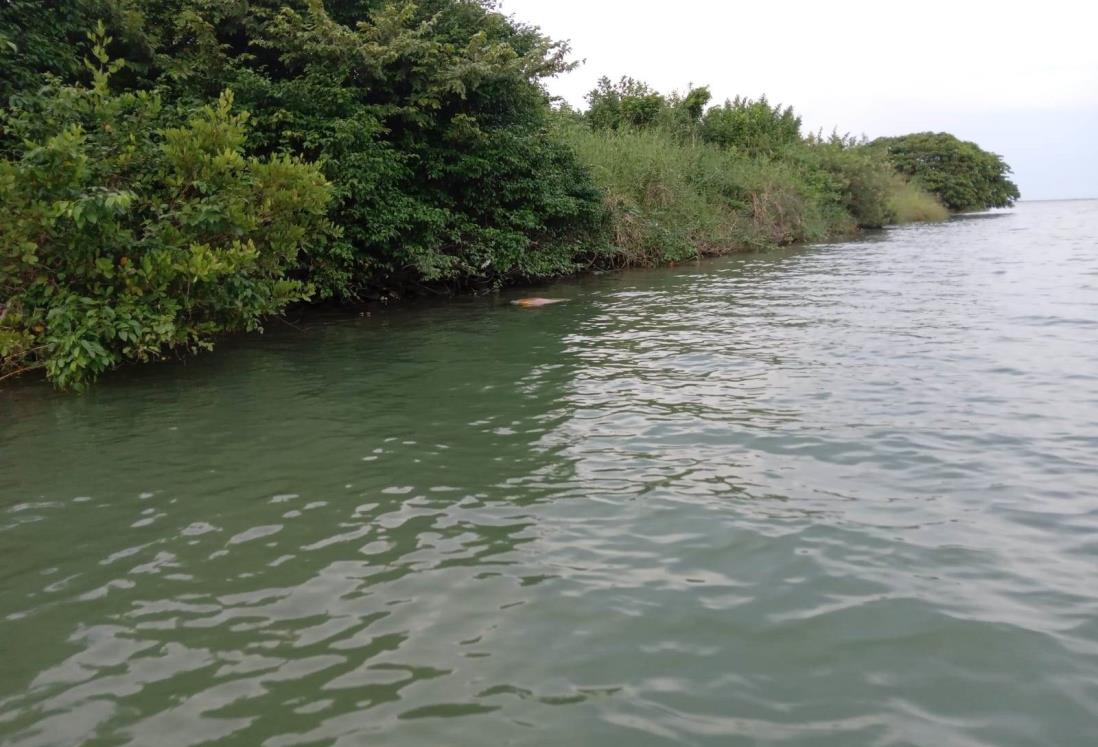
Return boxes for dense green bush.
[2,0,608,299]
[114,0,607,298]
[700,97,802,156]
[872,132,1020,211]
[586,76,669,131]
[790,137,898,229]
[0,27,331,388]
[0,0,152,106]
[0,0,105,103]
[2,0,610,387]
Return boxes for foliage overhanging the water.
[0,0,1014,388]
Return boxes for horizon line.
[1018,197,1097,203]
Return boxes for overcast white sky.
[499,0,1098,200]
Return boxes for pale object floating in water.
[511,297,569,308]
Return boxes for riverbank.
[0,2,1016,389]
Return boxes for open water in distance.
[2,200,1097,746]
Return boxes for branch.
[0,362,44,385]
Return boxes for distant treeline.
[0,1,1019,388]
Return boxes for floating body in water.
[510,298,569,308]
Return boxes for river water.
[2,200,1097,746]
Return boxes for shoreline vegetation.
[0,1,1021,389]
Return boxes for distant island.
[0,0,1019,389]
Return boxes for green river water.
[2,200,1097,746]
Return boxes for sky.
[498,0,1098,200]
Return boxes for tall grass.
[887,178,951,223]
[560,124,841,266]
[557,119,949,266]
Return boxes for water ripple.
[2,201,1098,745]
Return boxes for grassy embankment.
[556,98,948,268]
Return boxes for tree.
[871,132,1020,211]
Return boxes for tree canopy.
[872,132,1020,211]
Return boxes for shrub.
[0,26,331,388]
[586,76,668,131]
[701,96,802,156]
[117,0,608,298]
[790,138,900,228]
[0,0,149,106]
[0,0,104,103]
